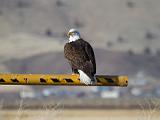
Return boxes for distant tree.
[56,0,64,7]
[106,41,113,48]
[144,47,152,55]
[74,20,84,28]
[145,31,156,40]
[117,36,124,43]
[128,49,134,56]
[126,1,135,8]
[45,29,53,37]
[17,1,30,8]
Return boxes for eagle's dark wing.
[85,42,96,75]
[64,43,79,73]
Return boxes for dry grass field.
[0,109,160,120]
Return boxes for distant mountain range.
[0,0,160,80]
[0,0,160,54]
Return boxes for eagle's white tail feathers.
[78,70,97,85]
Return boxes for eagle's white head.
[67,28,81,42]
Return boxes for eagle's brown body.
[64,39,96,79]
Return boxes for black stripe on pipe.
[51,78,60,83]
[40,78,47,83]
[11,79,19,83]
[65,78,74,83]
[0,78,5,82]
[105,78,114,83]
[96,78,101,83]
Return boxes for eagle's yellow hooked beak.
[67,32,70,38]
[67,32,74,38]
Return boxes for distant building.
[100,90,120,98]
[130,71,147,86]
[98,87,120,98]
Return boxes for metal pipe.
[0,74,128,86]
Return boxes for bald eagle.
[64,29,97,85]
